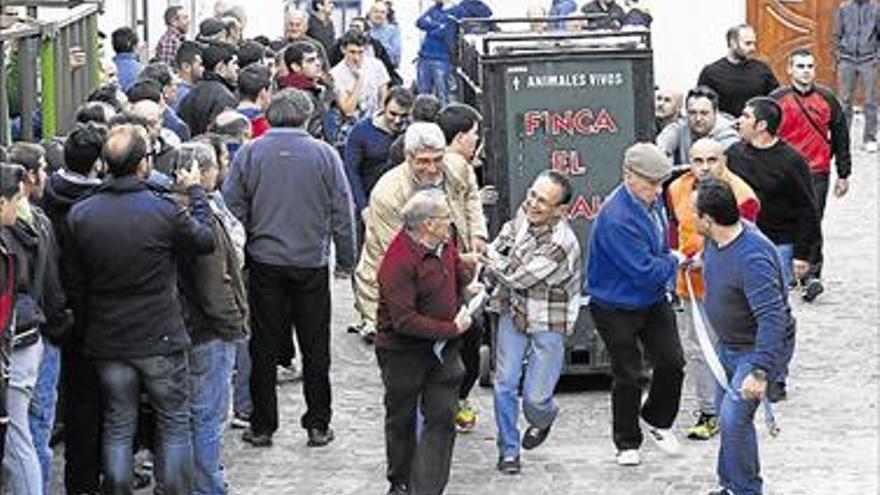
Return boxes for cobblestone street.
[204,141,878,495]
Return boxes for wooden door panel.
[748,0,844,89]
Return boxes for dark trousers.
[458,316,483,400]
[61,343,102,494]
[590,301,685,450]
[809,173,829,279]
[96,352,193,495]
[377,346,464,495]
[248,260,331,435]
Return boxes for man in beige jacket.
[352,120,487,345]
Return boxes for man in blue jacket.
[67,124,216,494]
[416,0,492,106]
[695,179,794,495]
[587,142,687,467]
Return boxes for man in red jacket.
[771,48,852,302]
[375,189,474,495]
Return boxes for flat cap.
[624,142,672,181]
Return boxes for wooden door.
[747,0,844,89]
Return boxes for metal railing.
[1,2,102,145]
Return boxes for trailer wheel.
[478,344,492,387]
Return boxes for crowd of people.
[0,0,874,494]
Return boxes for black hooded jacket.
[178,71,238,136]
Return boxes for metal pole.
[19,37,37,141]
[41,37,57,140]
[0,40,8,146]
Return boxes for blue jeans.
[28,342,59,495]
[190,340,235,495]
[715,346,763,495]
[493,313,565,458]
[3,339,44,495]
[416,58,452,107]
[96,352,193,495]
[232,337,252,417]
[775,243,793,288]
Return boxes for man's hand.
[740,371,768,400]
[177,162,202,188]
[460,252,480,272]
[833,177,849,198]
[470,237,487,256]
[670,250,688,265]
[792,259,810,280]
[479,185,498,206]
[454,307,472,334]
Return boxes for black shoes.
[521,424,552,450]
[241,427,273,447]
[387,482,409,494]
[307,427,335,447]
[497,455,521,475]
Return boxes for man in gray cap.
[586,142,688,467]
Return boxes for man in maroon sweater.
[375,189,474,495]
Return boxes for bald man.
[665,138,759,440]
[655,87,683,134]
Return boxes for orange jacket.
[667,169,760,299]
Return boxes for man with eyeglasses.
[587,143,688,467]
[354,123,477,345]
[770,49,852,302]
[486,171,581,475]
[657,86,739,165]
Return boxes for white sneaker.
[616,449,641,466]
[866,141,878,153]
[647,426,681,455]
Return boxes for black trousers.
[377,345,464,495]
[809,173,830,279]
[458,315,483,400]
[590,301,685,451]
[248,260,332,435]
[61,343,102,493]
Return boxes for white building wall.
[93,0,745,93]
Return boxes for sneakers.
[521,424,552,450]
[242,427,273,447]
[646,426,681,455]
[616,449,641,466]
[686,413,720,440]
[707,487,734,495]
[387,482,409,494]
[230,413,251,429]
[865,141,878,153]
[497,455,521,474]
[801,278,824,302]
[455,400,477,433]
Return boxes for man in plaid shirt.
[484,170,581,475]
[154,6,190,67]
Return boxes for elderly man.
[376,190,473,495]
[352,123,477,342]
[587,143,688,467]
[657,86,739,165]
[666,138,759,440]
[67,124,215,494]
[695,179,795,495]
[488,171,581,475]
[223,89,356,449]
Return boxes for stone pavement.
[212,142,878,495]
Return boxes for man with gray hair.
[352,122,478,342]
[375,189,473,495]
[223,88,356,449]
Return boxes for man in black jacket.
[41,122,104,495]
[67,124,215,494]
[178,43,239,136]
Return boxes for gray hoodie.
[835,0,880,62]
